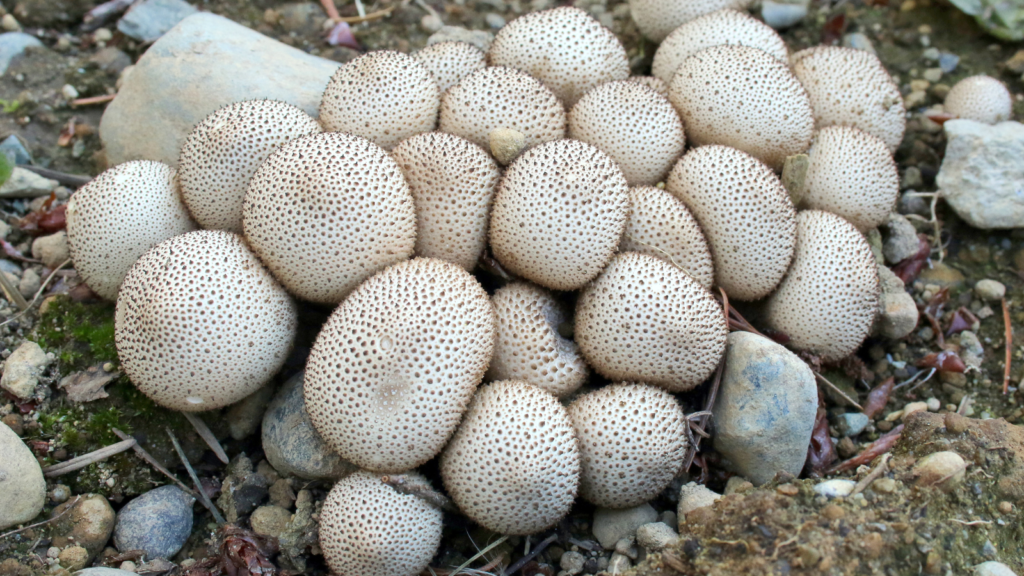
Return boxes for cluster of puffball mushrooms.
[62,1,1016,574]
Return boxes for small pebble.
[94,28,114,42]
[973,561,1017,576]
[974,279,1006,302]
[938,53,959,73]
[813,479,856,498]
[922,47,940,60]
[871,477,897,494]
[560,550,585,575]
[636,522,679,552]
[820,503,845,520]
[981,540,997,558]
[902,401,928,420]
[420,14,442,33]
[926,398,941,412]
[835,412,869,437]
[484,13,506,28]
[61,85,79,100]
[1,14,20,31]
[913,451,966,492]
[120,560,137,572]
[114,485,195,559]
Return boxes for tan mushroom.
[413,40,486,93]
[629,0,754,43]
[944,75,1013,124]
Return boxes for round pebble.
[975,279,1006,302]
[114,486,195,559]
[813,479,856,498]
[973,561,1018,576]
[913,451,966,492]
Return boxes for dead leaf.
[59,365,120,402]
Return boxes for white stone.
[975,279,1006,302]
[636,522,679,552]
[973,561,1018,576]
[31,231,70,269]
[0,32,43,75]
[0,167,58,198]
[592,504,658,550]
[761,0,809,29]
[937,120,1024,229]
[0,341,50,399]
[0,421,46,530]
[813,479,856,498]
[677,482,721,519]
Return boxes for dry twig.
[813,371,863,411]
[70,94,116,107]
[500,533,557,576]
[1003,297,1012,395]
[111,428,195,497]
[181,411,229,464]
[166,428,227,525]
[0,496,81,540]
[42,437,136,477]
[850,453,890,495]
[0,258,72,329]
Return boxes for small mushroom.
[567,383,688,508]
[944,75,1013,124]
[413,40,486,93]
[440,380,579,535]
[177,99,322,233]
[568,80,685,186]
[629,0,754,43]
[487,282,589,397]
[115,230,297,412]
[487,7,629,106]
[669,45,813,170]
[319,50,440,151]
[765,210,880,362]
[66,160,197,301]
[320,470,442,576]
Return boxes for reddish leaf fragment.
[1,239,40,263]
[925,112,956,125]
[19,198,68,236]
[804,408,837,478]
[924,287,949,318]
[327,21,360,50]
[58,117,77,147]
[821,13,847,44]
[827,424,903,474]
[917,349,966,373]
[892,235,931,284]
[863,377,894,419]
[946,307,977,336]
[762,327,790,344]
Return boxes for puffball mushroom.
[567,80,685,187]
[320,470,442,576]
[413,40,486,93]
[575,252,728,392]
[944,75,1013,124]
[487,7,629,107]
[489,139,629,291]
[567,383,687,509]
[304,258,495,474]
[666,145,796,301]
[440,380,579,535]
[620,186,714,290]
[242,132,416,305]
[177,99,321,233]
[487,282,589,397]
[801,125,899,231]
[391,132,501,270]
[626,75,669,97]
[66,160,197,301]
[115,230,297,412]
[652,9,787,85]
[629,0,754,42]
[668,45,813,170]
[439,66,566,150]
[790,46,906,152]
[319,50,440,151]
[765,210,880,362]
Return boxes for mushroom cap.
[567,80,685,186]
[413,40,486,93]
[666,145,796,301]
[440,380,579,535]
[115,230,297,412]
[567,382,688,508]
[489,139,629,291]
[790,46,905,152]
[629,0,754,43]
[487,282,589,397]
[765,210,880,361]
[304,258,496,473]
[320,470,442,576]
[66,160,197,301]
[626,76,669,98]
[801,125,898,231]
[242,132,416,305]
[391,132,501,270]
[668,45,813,169]
[620,185,714,290]
[487,7,629,106]
[944,75,1013,124]
[575,252,728,392]
[177,100,322,233]
[439,66,566,150]
[319,50,440,151]
[652,9,787,85]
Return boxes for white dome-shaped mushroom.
[489,139,629,291]
[626,76,669,97]
[242,132,416,305]
[177,100,322,233]
[790,46,905,152]
[487,282,589,397]
[666,145,796,301]
[440,380,579,535]
[391,132,501,270]
[669,45,813,169]
[575,252,727,392]
[66,160,197,301]
[629,0,754,43]
[304,258,495,473]
[652,9,787,85]
[487,7,629,106]
[439,66,566,150]
[801,125,898,231]
[568,80,685,186]
[567,383,687,508]
[320,471,442,576]
[115,230,297,412]
[620,186,714,290]
[765,210,880,361]
[944,75,1013,124]
[319,50,440,151]
[413,40,486,93]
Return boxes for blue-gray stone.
[761,0,809,29]
[0,32,43,75]
[835,412,869,437]
[1,135,32,165]
[939,53,960,73]
[113,485,194,559]
[117,0,199,43]
[842,32,876,55]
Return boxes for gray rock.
[249,505,292,539]
[608,553,632,573]
[0,421,45,530]
[842,32,876,55]
[50,494,116,560]
[760,0,809,29]
[636,522,679,552]
[90,47,133,76]
[975,279,1006,302]
[485,13,506,28]
[937,120,1024,229]
[427,25,495,52]
[959,330,984,369]
[227,382,274,441]
[262,372,356,480]
[31,231,69,269]
[114,485,194,559]
[1,134,32,164]
[592,504,657,549]
[973,561,1017,576]
[882,213,920,264]
[0,167,58,198]
[100,13,340,167]
[813,479,855,498]
[901,167,924,190]
[0,31,42,75]
[874,264,918,339]
[117,0,198,42]
[834,412,869,437]
[218,454,268,522]
[18,268,40,299]
[938,53,960,73]
[560,550,585,575]
[1,341,51,399]
[713,332,818,486]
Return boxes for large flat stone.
[99,12,339,167]
[0,31,43,75]
[937,120,1024,229]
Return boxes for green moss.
[33,296,118,371]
